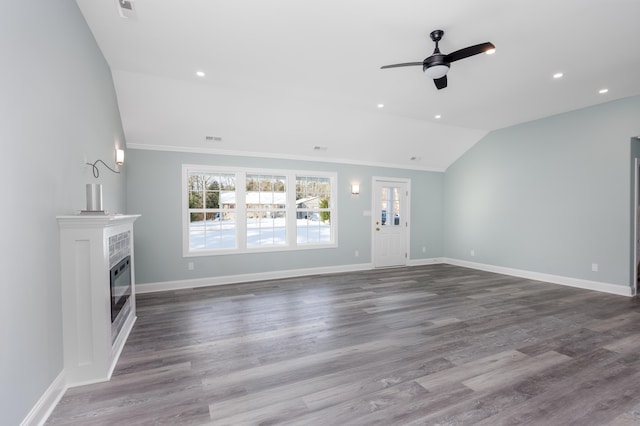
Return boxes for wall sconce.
[116,149,125,166]
[351,183,360,195]
[86,148,124,178]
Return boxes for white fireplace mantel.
[57,214,140,387]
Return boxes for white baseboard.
[443,258,633,297]
[136,262,375,293]
[407,257,445,266]
[20,370,66,426]
[137,257,632,297]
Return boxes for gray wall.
[629,136,640,286]
[444,96,640,288]
[0,1,127,424]
[126,149,443,284]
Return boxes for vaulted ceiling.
[76,0,640,171]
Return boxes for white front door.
[373,178,409,268]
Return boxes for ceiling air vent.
[117,0,136,19]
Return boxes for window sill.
[183,242,338,257]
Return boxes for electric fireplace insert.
[110,255,131,322]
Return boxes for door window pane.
[381,186,401,226]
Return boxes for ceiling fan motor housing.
[423,54,449,78]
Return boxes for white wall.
[0,1,127,424]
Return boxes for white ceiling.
[76,0,640,171]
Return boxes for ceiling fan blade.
[434,75,447,90]
[445,42,495,63]
[380,62,423,69]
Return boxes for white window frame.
[182,164,337,257]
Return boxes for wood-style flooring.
[47,264,640,425]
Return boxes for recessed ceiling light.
[377,104,384,108]
[435,114,441,119]
[195,71,206,77]
[485,48,496,55]
[553,72,564,79]
[599,88,609,94]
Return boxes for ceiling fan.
[381,30,495,90]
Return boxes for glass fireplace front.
[110,255,131,322]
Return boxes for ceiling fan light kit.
[381,29,495,90]
[424,64,449,79]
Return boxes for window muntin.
[183,166,336,255]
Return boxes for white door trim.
[634,158,639,295]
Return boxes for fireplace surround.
[57,214,140,386]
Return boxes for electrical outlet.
[592,263,598,272]
[470,249,475,257]
[188,262,194,271]
[355,250,359,257]
[422,246,426,253]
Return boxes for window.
[246,174,287,247]
[183,165,336,255]
[187,172,236,250]
[296,176,332,244]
